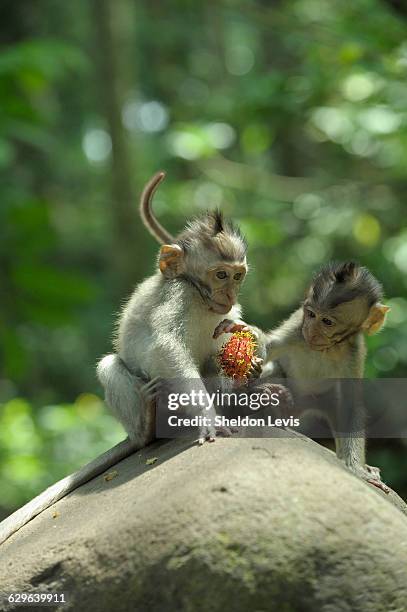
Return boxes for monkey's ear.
[159,244,184,279]
[362,303,390,335]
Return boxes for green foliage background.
[1,0,406,516]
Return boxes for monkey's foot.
[365,464,390,494]
[215,425,238,437]
[365,464,381,480]
[348,464,390,495]
[198,425,216,445]
[213,319,248,339]
[367,478,390,494]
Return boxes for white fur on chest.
[186,303,241,369]
[279,344,349,395]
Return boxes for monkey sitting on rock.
[215,262,390,493]
[97,170,262,446]
[0,171,260,546]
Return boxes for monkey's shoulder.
[114,274,179,348]
[273,308,304,339]
[119,275,186,323]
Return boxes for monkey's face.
[301,262,390,350]
[158,243,247,313]
[204,262,247,314]
[301,298,371,350]
[302,305,342,350]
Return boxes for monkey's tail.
[0,437,137,547]
[139,170,174,245]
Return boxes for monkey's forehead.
[207,261,247,271]
[305,296,370,319]
[181,233,246,264]
[187,247,247,270]
[308,278,372,307]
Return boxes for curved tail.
[139,171,174,245]
[0,438,137,546]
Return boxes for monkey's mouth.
[306,341,333,351]
[208,299,233,314]
[303,330,333,351]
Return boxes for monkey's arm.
[334,383,388,492]
[212,312,303,368]
[261,309,304,362]
[0,437,139,546]
[148,332,220,444]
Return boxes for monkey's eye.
[322,317,333,326]
[233,272,243,281]
[307,309,316,318]
[216,271,227,279]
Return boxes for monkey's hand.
[252,382,294,416]
[347,463,390,495]
[213,319,249,339]
[135,376,160,404]
[247,356,264,380]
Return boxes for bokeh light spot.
[241,124,271,154]
[122,100,168,133]
[394,242,407,273]
[311,107,353,143]
[225,44,255,75]
[82,129,112,163]
[353,214,381,246]
[358,106,401,135]
[205,122,235,149]
[341,73,376,101]
[293,193,322,219]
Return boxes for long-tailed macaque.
[215,262,390,492]
[0,171,252,546]
[98,171,252,445]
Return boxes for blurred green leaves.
[0,34,97,389]
[0,395,123,512]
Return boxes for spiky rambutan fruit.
[218,330,256,382]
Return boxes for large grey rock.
[1,432,407,612]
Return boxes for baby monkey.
[0,172,252,547]
[215,262,390,492]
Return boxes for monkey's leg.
[333,382,390,494]
[97,354,158,448]
[201,359,239,438]
[335,437,390,494]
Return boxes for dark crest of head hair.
[176,209,247,262]
[310,261,383,309]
